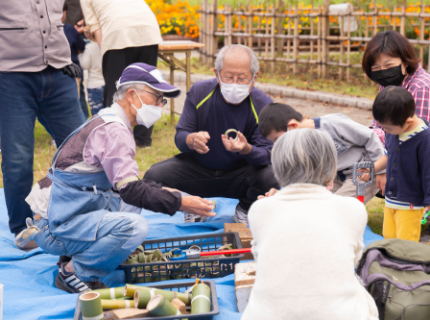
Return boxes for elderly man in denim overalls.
[16,63,215,293]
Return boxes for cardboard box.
[224,223,254,260]
[234,262,256,313]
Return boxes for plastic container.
[120,232,243,283]
[73,281,220,320]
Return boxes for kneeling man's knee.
[118,214,149,251]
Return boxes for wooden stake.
[248,4,253,49]
[346,4,351,82]
[293,5,299,74]
[322,0,330,79]
[277,0,285,57]
[271,6,276,73]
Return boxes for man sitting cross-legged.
[144,44,279,225]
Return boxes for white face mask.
[218,75,253,104]
[131,89,162,128]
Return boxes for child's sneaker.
[233,204,249,226]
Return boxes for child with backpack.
[258,103,386,203]
[372,86,430,242]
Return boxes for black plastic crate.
[120,232,243,283]
[73,281,220,320]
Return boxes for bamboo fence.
[199,0,430,81]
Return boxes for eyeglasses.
[140,89,167,107]
[220,76,253,85]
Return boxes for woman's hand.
[257,188,279,200]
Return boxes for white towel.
[329,3,358,32]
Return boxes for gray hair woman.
[242,129,378,320]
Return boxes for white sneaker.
[233,204,249,226]
[15,218,40,251]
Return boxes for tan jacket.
[0,0,72,72]
[80,0,163,57]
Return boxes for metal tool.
[170,248,251,261]
[352,161,375,203]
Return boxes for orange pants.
[383,206,424,242]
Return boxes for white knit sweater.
[242,183,378,320]
[80,0,163,57]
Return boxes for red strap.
[357,196,364,203]
[199,248,252,256]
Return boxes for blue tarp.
[0,189,383,320]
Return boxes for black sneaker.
[55,263,108,293]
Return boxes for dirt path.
[163,82,374,126]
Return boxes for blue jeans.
[88,86,105,115]
[0,66,86,234]
[34,212,148,281]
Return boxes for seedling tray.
[73,281,220,320]
[120,232,243,283]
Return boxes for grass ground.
[0,116,385,235]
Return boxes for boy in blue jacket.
[373,86,430,242]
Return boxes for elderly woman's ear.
[326,180,334,191]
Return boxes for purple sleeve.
[175,91,197,153]
[84,123,139,190]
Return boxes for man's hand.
[376,173,386,195]
[180,196,216,217]
[221,131,251,155]
[257,188,278,200]
[186,132,210,154]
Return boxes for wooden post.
[317,5,322,78]
[169,55,175,125]
[237,3,242,45]
[293,5,299,74]
[400,0,405,36]
[310,4,315,77]
[248,4,253,49]
[203,0,210,64]
[186,50,191,92]
[287,4,292,72]
[346,4,351,82]
[322,0,330,79]
[264,4,269,71]
[270,6,276,72]
[257,3,262,53]
[419,2,424,64]
[339,12,345,80]
[372,0,378,36]
[211,0,218,64]
[227,4,232,46]
[276,0,285,57]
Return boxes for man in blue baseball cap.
[16,63,215,293]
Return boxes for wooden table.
[158,41,205,124]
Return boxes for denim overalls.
[34,113,148,281]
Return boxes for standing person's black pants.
[144,153,279,212]
[103,45,158,146]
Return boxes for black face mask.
[371,64,406,87]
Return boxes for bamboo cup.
[101,299,134,310]
[79,292,104,320]
[191,283,211,314]
[126,284,191,306]
[89,287,125,300]
[147,294,181,317]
